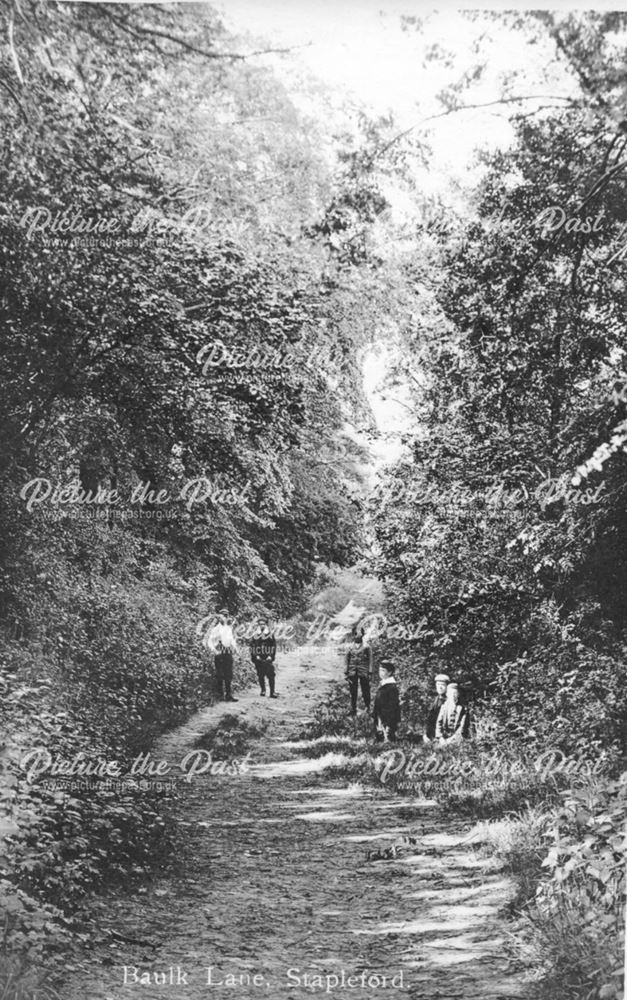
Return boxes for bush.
[1,695,177,941]
[527,778,626,1000]
[471,777,626,1000]
[489,624,627,762]
[0,547,212,975]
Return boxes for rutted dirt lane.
[62,647,529,1000]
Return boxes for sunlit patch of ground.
[294,811,358,822]
[248,751,369,777]
[288,785,365,796]
[280,735,368,750]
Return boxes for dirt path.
[62,646,528,1000]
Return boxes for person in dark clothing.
[250,619,278,698]
[345,627,373,716]
[249,620,264,693]
[424,672,450,743]
[372,660,401,742]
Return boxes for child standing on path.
[345,627,373,716]
[250,619,278,698]
[373,660,401,742]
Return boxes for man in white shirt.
[205,610,238,702]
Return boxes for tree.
[372,13,627,754]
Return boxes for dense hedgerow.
[0,514,225,989]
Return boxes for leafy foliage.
[372,20,627,756]
[369,16,627,1000]
[0,1,389,982]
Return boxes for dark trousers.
[348,673,370,712]
[215,651,234,699]
[374,725,397,742]
[254,658,275,695]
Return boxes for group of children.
[204,611,471,745]
[423,672,471,744]
[345,627,471,744]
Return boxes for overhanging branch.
[370,94,579,165]
[93,5,311,63]
[7,8,24,86]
